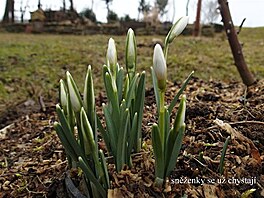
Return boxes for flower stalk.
[151,18,192,186]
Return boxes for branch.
[237,18,246,34]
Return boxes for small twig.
[45,160,67,171]
[186,155,220,178]
[237,18,246,34]
[39,95,46,112]
[196,120,264,133]
[229,120,264,126]
[105,151,150,162]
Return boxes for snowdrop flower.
[167,16,189,44]
[125,28,137,72]
[66,71,82,113]
[106,38,117,77]
[153,44,167,91]
[59,79,67,112]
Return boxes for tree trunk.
[193,0,202,36]
[63,0,66,11]
[218,0,255,86]
[69,0,74,11]
[3,0,14,23]
[11,0,14,23]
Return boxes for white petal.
[169,16,189,43]
[153,44,167,81]
[107,38,117,66]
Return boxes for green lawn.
[0,28,263,112]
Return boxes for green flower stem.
[75,113,84,151]
[92,151,102,179]
[159,90,166,149]
[164,43,169,61]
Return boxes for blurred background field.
[0,27,263,114]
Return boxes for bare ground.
[0,78,263,197]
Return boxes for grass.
[0,28,263,112]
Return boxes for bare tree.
[62,0,66,11]
[138,0,151,20]
[2,0,15,23]
[202,0,220,24]
[193,0,202,36]
[20,0,29,22]
[69,0,74,11]
[156,0,168,16]
[218,0,255,85]
[103,0,113,15]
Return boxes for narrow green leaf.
[116,108,129,172]
[219,136,230,175]
[119,99,126,127]
[164,107,170,143]
[116,67,124,104]
[80,108,96,156]
[166,96,186,169]
[168,71,194,114]
[56,104,85,160]
[83,65,95,131]
[96,114,111,154]
[104,72,120,117]
[123,74,130,99]
[241,189,256,198]
[152,124,164,179]
[103,104,117,156]
[127,113,138,158]
[125,73,139,108]
[151,67,160,113]
[172,95,186,138]
[67,93,75,133]
[54,122,78,161]
[99,150,110,189]
[165,124,186,177]
[78,157,106,197]
[134,71,145,151]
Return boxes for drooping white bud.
[66,71,82,113]
[167,16,189,44]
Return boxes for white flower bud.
[153,44,167,91]
[66,71,82,113]
[106,38,117,76]
[125,28,136,70]
[167,16,189,44]
[59,79,67,111]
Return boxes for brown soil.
[0,78,263,198]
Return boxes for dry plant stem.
[197,120,264,133]
[218,0,255,86]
